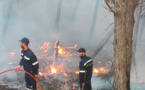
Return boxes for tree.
[55,0,63,30]
[0,0,13,46]
[72,0,81,23]
[105,0,135,89]
[89,0,99,40]
[139,18,145,42]
[133,0,143,54]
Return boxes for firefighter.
[78,48,93,90]
[15,37,39,90]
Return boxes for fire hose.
[0,69,42,90]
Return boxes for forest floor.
[0,85,18,90]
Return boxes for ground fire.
[3,40,110,90]
[9,52,16,57]
[50,66,57,74]
[37,40,110,81]
[93,67,108,74]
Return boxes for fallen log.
[90,25,114,59]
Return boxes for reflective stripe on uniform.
[21,53,23,56]
[79,70,86,73]
[24,56,30,60]
[84,59,92,66]
[26,88,32,90]
[32,61,38,65]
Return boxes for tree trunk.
[55,0,63,30]
[113,0,135,90]
[88,0,99,40]
[133,0,143,53]
[139,17,145,42]
[0,0,13,46]
[72,0,80,23]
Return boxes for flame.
[41,42,49,53]
[58,48,63,54]
[39,72,48,79]
[50,66,57,74]
[8,62,13,65]
[40,41,77,58]
[93,68,99,73]
[8,61,17,65]
[58,46,71,57]
[100,67,107,74]
[9,52,16,57]
[39,72,43,76]
[75,71,79,75]
[93,67,108,74]
[65,44,77,49]
[74,44,77,48]
[63,73,67,77]
[57,44,77,57]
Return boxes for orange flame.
[41,42,49,53]
[39,72,43,76]
[93,68,99,73]
[50,66,57,74]
[93,67,108,74]
[9,52,16,57]
[63,73,67,77]
[65,44,78,49]
[75,71,79,75]
[58,46,70,57]
[58,48,63,54]
[100,67,107,74]
[57,44,77,57]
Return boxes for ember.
[8,61,17,65]
[9,52,16,57]
[8,62,13,65]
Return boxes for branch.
[105,0,116,13]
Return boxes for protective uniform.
[79,55,93,90]
[19,48,39,90]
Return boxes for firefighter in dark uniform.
[78,48,93,90]
[15,37,39,90]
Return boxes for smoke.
[1,0,145,89]
[0,0,13,46]
[71,0,80,23]
[0,0,113,89]
[55,0,63,30]
[89,0,99,40]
